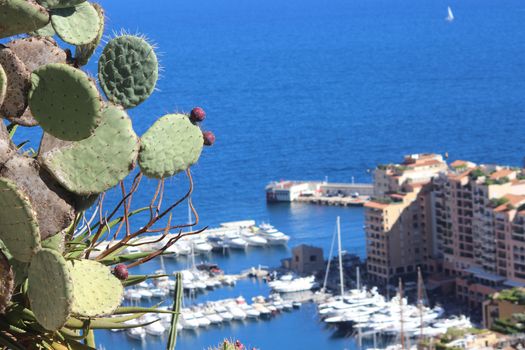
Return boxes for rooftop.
[364,201,390,210]
[490,169,515,180]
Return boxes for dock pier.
[265,180,373,206]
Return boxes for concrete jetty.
[265,180,373,206]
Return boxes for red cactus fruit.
[203,131,215,146]
[113,264,129,280]
[190,107,206,123]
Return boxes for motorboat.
[319,295,385,318]
[175,240,191,255]
[271,275,317,293]
[150,288,168,298]
[432,315,471,329]
[137,289,153,299]
[272,301,284,311]
[163,243,179,258]
[228,305,247,320]
[126,327,146,340]
[124,290,142,301]
[241,230,267,246]
[223,232,249,249]
[266,305,277,313]
[282,302,293,311]
[268,274,293,288]
[191,238,213,254]
[205,311,223,324]
[193,311,211,327]
[324,304,385,325]
[241,305,260,318]
[145,321,166,336]
[253,304,271,318]
[207,235,228,250]
[180,315,199,330]
[218,311,234,322]
[258,224,290,245]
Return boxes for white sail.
[446,6,454,21]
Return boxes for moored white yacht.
[258,223,290,245]
[271,275,317,293]
[241,229,267,246]
[223,232,249,249]
[180,312,199,330]
[190,237,213,254]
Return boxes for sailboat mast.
[337,216,344,297]
[322,223,338,292]
[418,267,423,339]
[356,266,360,290]
[399,278,405,350]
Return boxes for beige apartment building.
[366,154,525,312]
[365,154,448,285]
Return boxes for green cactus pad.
[139,114,204,179]
[0,65,6,107]
[0,0,50,39]
[7,37,67,126]
[42,105,139,195]
[38,0,85,9]
[29,63,102,141]
[30,21,55,37]
[0,250,13,314]
[0,177,40,262]
[7,37,66,72]
[74,3,104,67]
[68,259,123,317]
[28,248,73,330]
[98,35,158,108]
[0,46,31,119]
[41,230,65,253]
[0,156,76,240]
[51,2,100,45]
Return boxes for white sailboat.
[446,6,454,22]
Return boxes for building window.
[309,255,317,262]
[295,256,299,262]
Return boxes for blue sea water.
[9,0,525,348]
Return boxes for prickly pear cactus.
[68,259,123,317]
[0,177,41,262]
[98,35,158,108]
[0,0,49,38]
[42,105,139,195]
[27,248,73,330]
[29,63,102,140]
[139,114,204,179]
[0,1,214,348]
[74,2,104,66]
[50,2,100,45]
